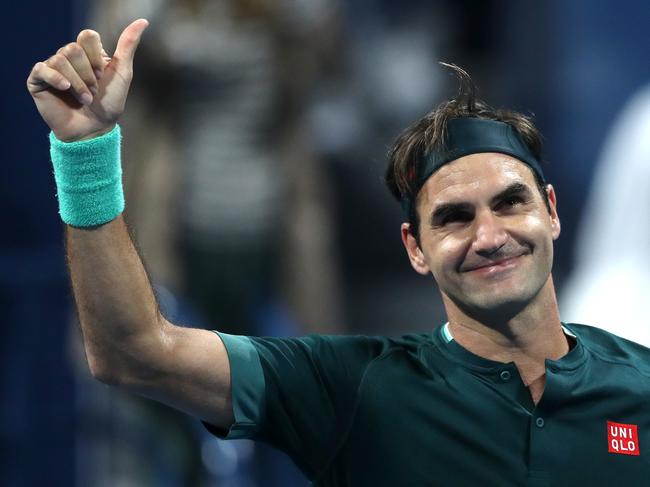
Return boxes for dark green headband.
[402,117,546,216]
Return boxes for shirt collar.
[431,321,586,372]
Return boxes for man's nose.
[471,210,508,255]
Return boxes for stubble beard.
[443,254,550,326]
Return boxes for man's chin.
[445,288,533,322]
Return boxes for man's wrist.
[50,124,125,227]
[54,123,117,143]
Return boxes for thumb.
[113,18,149,70]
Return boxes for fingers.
[45,50,94,105]
[27,62,71,94]
[77,29,106,80]
[113,18,149,72]
[58,42,99,95]
[27,41,98,104]
[26,19,149,103]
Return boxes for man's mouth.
[465,254,524,273]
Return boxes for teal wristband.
[49,125,124,227]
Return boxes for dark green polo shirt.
[206,323,650,486]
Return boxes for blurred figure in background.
[92,0,344,336]
[561,85,650,344]
[73,0,344,485]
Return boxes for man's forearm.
[28,22,239,427]
[66,215,162,382]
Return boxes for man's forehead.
[421,153,536,205]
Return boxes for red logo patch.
[607,421,640,456]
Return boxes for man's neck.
[442,278,569,404]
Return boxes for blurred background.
[3,0,650,485]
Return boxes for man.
[27,19,650,486]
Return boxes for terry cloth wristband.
[49,124,124,227]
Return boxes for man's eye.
[503,196,524,207]
[442,213,471,224]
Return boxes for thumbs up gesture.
[27,19,149,142]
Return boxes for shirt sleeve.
[203,331,391,478]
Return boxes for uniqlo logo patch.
[607,421,640,456]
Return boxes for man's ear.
[545,184,561,240]
[401,223,430,275]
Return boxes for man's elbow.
[83,326,166,386]
[87,353,123,385]
[85,340,164,389]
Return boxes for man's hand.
[26,19,149,142]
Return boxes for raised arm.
[26,19,234,430]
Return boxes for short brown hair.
[384,63,549,241]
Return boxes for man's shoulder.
[565,322,650,369]
[296,331,433,356]
[247,331,433,367]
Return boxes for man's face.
[401,152,561,320]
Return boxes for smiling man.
[28,21,650,487]
[391,101,568,407]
